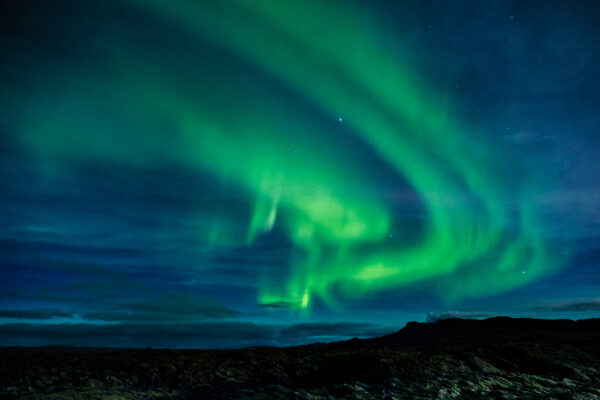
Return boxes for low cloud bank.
[426,311,496,323]
[0,321,394,348]
[531,298,600,312]
[0,309,73,319]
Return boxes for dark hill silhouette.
[365,316,600,345]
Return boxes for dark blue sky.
[1,0,599,348]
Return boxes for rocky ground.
[1,318,600,399]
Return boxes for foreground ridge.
[1,317,600,399]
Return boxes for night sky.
[1,0,600,348]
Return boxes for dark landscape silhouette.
[2,317,600,399]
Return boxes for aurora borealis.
[1,0,600,347]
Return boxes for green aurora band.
[9,0,564,311]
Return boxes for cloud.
[81,306,238,322]
[0,321,394,348]
[79,292,241,322]
[0,309,73,319]
[531,298,600,312]
[126,293,238,316]
[281,322,393,340]
[259,301,300,309]
[0,322,278,349]
[425,311,496,323]
[3,287,241,323]
[502,131,556,145]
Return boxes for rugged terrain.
[1,317,600,399]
